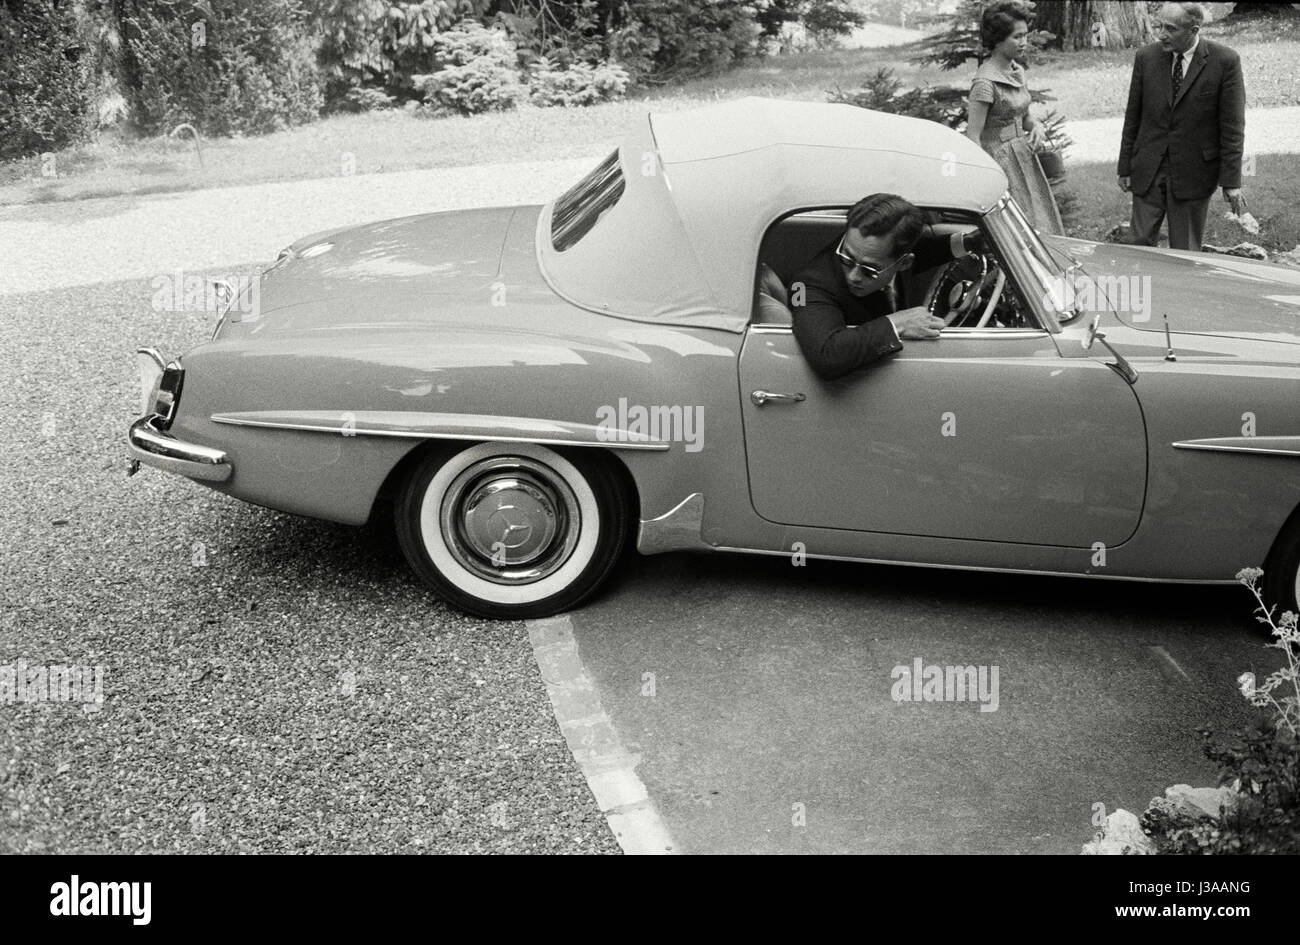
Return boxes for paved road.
[571,553,1269,854]
[0,157,593,295]
[1065,105,1300,164]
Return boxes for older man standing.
[1117,2,1245,252]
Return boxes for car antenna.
[1163,314,1177,362]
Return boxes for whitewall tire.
[395,442,629,619]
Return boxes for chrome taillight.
[136,347,183,429]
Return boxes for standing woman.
[965,1,1063,234]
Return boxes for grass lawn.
[2,19,1297,206]
[1061,152,1299,253]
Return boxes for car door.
[738,324,1148,547]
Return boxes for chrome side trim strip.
[708,545,1236,584]
[939,328,1049,340]
[748,326,1049,340]
[637,492,712,555]
[1172,436,1300,458]
[210,411,672,451]
[127,417,232,482]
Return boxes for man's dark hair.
[846,194,925,257]
[980,1,1032,51]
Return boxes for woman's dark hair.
[980,1,1032,51]
[846,194,925,256]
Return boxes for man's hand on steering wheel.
[887,306,945,340]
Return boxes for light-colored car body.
[128,98,1300,619]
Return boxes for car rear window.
[551,150,625,252]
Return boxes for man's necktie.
[1171,52,1184,100]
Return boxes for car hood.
[234,206,520,330]
[1045,237,1300,345]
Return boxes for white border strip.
[527,615,677,855]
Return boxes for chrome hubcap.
[440,457,581,585]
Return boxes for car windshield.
[984,194,1071,326]
[550,150,625,252]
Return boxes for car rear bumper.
[127,416,232,482]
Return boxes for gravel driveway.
[0,274,619,853]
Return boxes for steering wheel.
[924,254,987,326]
[924,254,1006,328]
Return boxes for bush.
[309,0,494,109]
[828,67,967,128]
[118,0,322,136]
[1153,720,1300,854]
[343,85,397,112]
[0,0,95,159]
[527,58,629,107]
[496,0,762,83]
[1141,569,1300,854]
[313,0,763,111]
[493,0,605,68]
[308,0,389,108]
[414,22,523,114]
[606,0,764,82]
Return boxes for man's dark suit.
[1117,38,1245,251]
[790,236,955,381]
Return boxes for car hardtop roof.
[650,96,1000,174]
[538,97,1008,334]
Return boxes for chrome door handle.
[750,390,806,407]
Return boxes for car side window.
[752,209,1049,332]
[551,151,625,252]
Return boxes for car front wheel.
[394,442,629,619]
[1264,513,1300,620]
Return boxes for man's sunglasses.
[836,233,914,280]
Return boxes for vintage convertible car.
[128,98,1300,620]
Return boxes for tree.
[917,0,1156,65]
[757,0,866,43]
[0,0,95,157]
[802,0,866,43]
[308,0,493,105]
[914,0,1055,71]
[114,0,324,135]
[1222,2,1300,21]
[1035,1,1155,51]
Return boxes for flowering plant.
[1235,567,1300,737]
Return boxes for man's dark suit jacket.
[790,236,955,381]
[1117,39,1245,201]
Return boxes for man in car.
[790,193,977,381]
